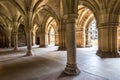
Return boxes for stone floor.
[0,46,120,80]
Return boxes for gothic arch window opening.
[88,19,98,46]
[76,5,97,48]
[48,25,55,46]
[45,16,58,46]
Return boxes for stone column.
[32,32,36,46]
[55,33,59,46]
[2,36,5,47]
[76,29,80,47]
[39,32,47,47]
[8,36,11,48]
[64,14,80,75]
[76,28,85,48]
[58,20,66,50]
[97,22,120,58]
[26,29,33,56]
[118,28,120,50]
[14,32,18,51]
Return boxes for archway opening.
[45,16,58,46]
[118,15,120,51]
[48,26,55,46]
[87,19,98,47]
[76,5,98,49]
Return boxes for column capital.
[98,22,120,28]
[63,14,78,23]
[64,63,80,75]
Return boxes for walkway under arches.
[0,0,120,79]
[0,46,119,80]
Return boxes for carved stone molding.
[63,14,78,23]
[39,45,47,48]
[64,63,80,75]
[98,22,120,28]
[26,50,33,56]
[96,50,120,58]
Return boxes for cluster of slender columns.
[55,33,59,46]
[63,14,80,75]
[32,32,36,46]
[39,32,47,47]
[118,28,120,50]
[58,19,66,50]
[26,29,33,56]
[13,32,18,51]
[8,36,11,48]
[76,28,85,48]
[97,22,120,58]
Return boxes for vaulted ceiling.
[0,0,60,29]
[0,0,120,30]
[79,0,120,23]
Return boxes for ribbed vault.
[76,5,95,47]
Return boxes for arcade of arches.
[0,0,120,80]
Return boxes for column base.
[58,47,66,51]
[85,45,92,48]
[39,45,47,48]
[8,46,12,48]
[96,50,120,58]
[77,45,85,48]
[55,44,59,46]
[14,47,18,51]
[64,63,80,76]
[77,46,85,48]
[26,50,33,56]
